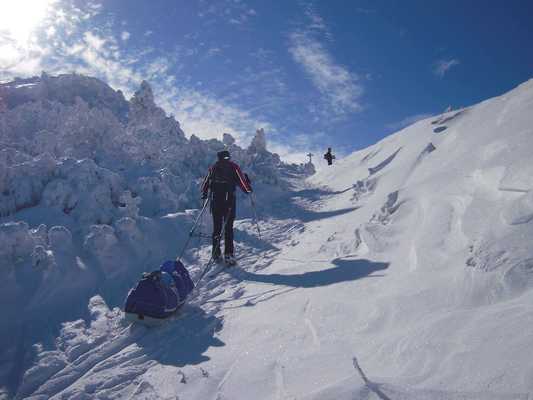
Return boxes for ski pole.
[177,196,210,262]
[249,193,262,241]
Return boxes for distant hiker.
[324,147,335,166]
[201,150,252,264]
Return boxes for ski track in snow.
[214,356,239,399]
[303,299,320,348]
[274,361,292,400]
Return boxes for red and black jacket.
[201,160,252,198]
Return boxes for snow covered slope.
[4,77,533,399]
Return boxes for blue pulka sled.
[124,199,210,325]
[124,260,194,325]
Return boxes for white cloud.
[46,26,56,38]
[83,31,106,51]
[302,3,330,38]
[433,58,460,77]
[144,57,172,76]
[0,43,20,67]
[0,1,288,157]
[287,6,363,118]
[197,0,257,26]
[156,86,273,142]
[72,33,270,144]
[87,1,102,14]
[206,47,222,58]
[121,31,130,41]
[386,113,433,131]
[289,31,363,116]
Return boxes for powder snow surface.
[4,79,533,399]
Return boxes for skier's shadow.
[268,204,359,223]
[229,258,389,288]
[133,304,224,367]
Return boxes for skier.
[201,150,252,265]
[324,147,335,166]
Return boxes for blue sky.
[1,0,532,162]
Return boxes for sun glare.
[0,0,58,44]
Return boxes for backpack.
[210,160,237,194]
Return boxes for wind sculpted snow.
[2,76,533,399]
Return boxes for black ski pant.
[211,191,236,257]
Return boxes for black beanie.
[217,150,230,160]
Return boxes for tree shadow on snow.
[229,258,389,288]
[269,204,360,223]
[292,187,353,201]
[251,186,358,224]
[299,206,360,223]
[133,304,224,367]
